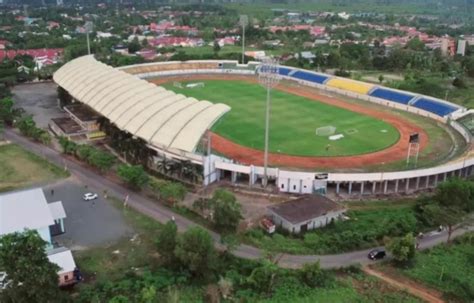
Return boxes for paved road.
[5,129,473,269]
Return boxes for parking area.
[43,178,134,250]
[12,82,65,128]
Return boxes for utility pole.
[85,21,93,55]
[258,57,280,187]
[239,15,248,64]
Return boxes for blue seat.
[369,88,415,105]
[291,70,329,84]
[278,67,293,76]
[412,98,458,117]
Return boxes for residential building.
[268,195,346,234]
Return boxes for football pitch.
[162,80,400,157]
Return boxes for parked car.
[83,193,98,201]
[368,249,386,260]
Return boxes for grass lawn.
[0,143,69,192]
[383,233,474,302]
[163,80,399,157]
[243,199,421,255]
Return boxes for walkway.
[4,129,472,269]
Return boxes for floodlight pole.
[258,58,280,187]
[240,15,248,64]
[86,31,91,55]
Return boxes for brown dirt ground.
[363,266,445,303]
[150,75,428,170]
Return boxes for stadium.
[53,55,474,197]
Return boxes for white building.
[268,195,346,234]
[0,188,77,286]
[0,188,66,245]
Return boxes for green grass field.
[163,80,400,157]
[0,143,69,192]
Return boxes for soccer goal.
[315,126,336,136]
[186,82,205,89]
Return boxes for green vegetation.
[58,137,116,172]
[244,199,421,255]
[117,164,149,189]
[380,233,474,302]
[387,233,417,264]
[0,230,65,303]
[0,143,68,192]
[164,80,399,157]
[74,196,420,302]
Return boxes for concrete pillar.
[405,178,410,192]
[383,180,388,194]
[415,177,420,190]
[425,175,430,188]
[348,182,353,195]
[360,182,365,196]
[216,169,221,181]
[458,169,463,177]
[231,171,237,183]
[434,174,439,186]
[336,182,340,194]
[395,179,399,193]
[372,182,376,194]
[443,173,447,182]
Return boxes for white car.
[83,193,98,201]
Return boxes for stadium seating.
[369,88,416,105]
[291,70,329,84]
[412,97,458,117]
[278,67,294,76]
[326,78,374,95]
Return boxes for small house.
[268,195,346,234]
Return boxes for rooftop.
[47,247,76,274]
[0,188,54,235]
[269,195,345,224]
[64,104,101,122]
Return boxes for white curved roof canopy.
[53,55,230,153]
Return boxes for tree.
[0,97,20,126]
[160,182,187,205]
[246,259,279,295]
[299,261,332,287]
[117,164,149,189]
[156,220,178,263]
[87,149,115,172]
[174,227,215,275]
[211,189,242,234]
[0,231,61,302]
[406,37,425,51]
[387,233,416,265]
[58,136,78,155]
[128,37,141,54]
[421,178,474,242]
[213,41,221,54]
[378,74,385,84]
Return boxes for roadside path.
[5,129,472,269]
[363,266,445,303]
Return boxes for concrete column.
[443,173,447,182]
[415,177,420,190]
[360,182,365,196]
[383,180,388,194]
[425,175,430,188]
[372,182,376,194]
[395,179,399,193]
[458,169,463,177]
[216,169,221,181]
[405,178,410,192]
[348,182,353,195]
[434,174,438,186]
[231,171,237,183]
[336,182,340,194]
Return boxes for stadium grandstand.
[326,78,375,95]
[369,87,417,105]
[412,97,459,117]
[289,70,329,84]
[53,55,230,153]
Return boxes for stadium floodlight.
[85,21,94,55]
[239,15,248,64]
[258,57,280,187]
